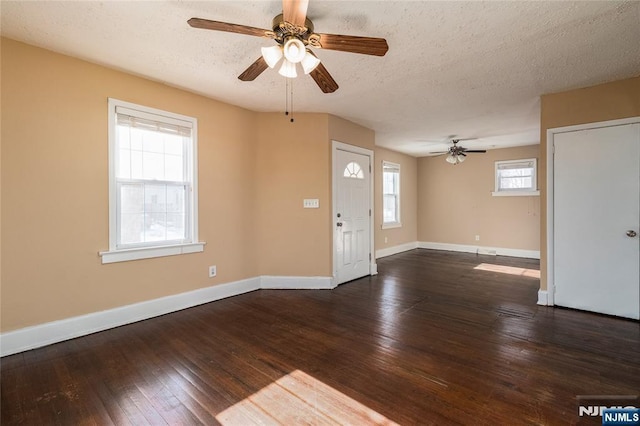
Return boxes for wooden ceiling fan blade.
[310,63,339,93]
[283,0,309,27]
[315,33,389,56]
[463,150,487,153]
[238,57,269,81]
[188,18,270,38]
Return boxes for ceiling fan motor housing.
[270,14,316,45]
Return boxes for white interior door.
[553,123,640,319]
[335,148,371,284]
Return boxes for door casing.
[546,116,640,308]
[332,140,377,283]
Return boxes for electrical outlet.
[475,235,480,241]
[208,265,217,278]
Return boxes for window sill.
[99,242,205,264]
[492,190,540,197]
[382,222,402,230]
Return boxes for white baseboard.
[1,275,346,357]
[375,241,419,259]
[537,290,549,306]
[260,276,335,290]
[1,277,261,357]
[418,241,540,260]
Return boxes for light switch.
[303,199,319,208]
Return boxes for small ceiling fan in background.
[187,0,389,93]
[430,138,486,165]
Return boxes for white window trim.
[382,222,403,230]
[382,160,402,229]
[100,98,205,264]
[492,190,540,197]
[492,158,539,197]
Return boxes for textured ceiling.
[2,1,639,156]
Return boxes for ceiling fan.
[430,138,486,165]
[187,0,389,93]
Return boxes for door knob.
[627,230,637,237]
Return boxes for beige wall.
[0,37,3,325]
[328,115,375,151]
[255,113,331,276]
[1,38,384,332]
[1,38,261,331]
[253,113,378,277]
[539,76,640,291]
[374,147,418,250]
[418,145,540,250]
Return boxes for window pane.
[500,168,531,178]
[120,184,143,213]
[383,171,398,194]
[142,130,164,153]
[165,135,183,155]
[118,149,131,179]
[145,184,166,213]
[145,212,167,242]
[165,154,183,181]
[383,194,397,222]
[119,184,144,245]
[383,164,400,224]
[167,213,186,240]
[130,128,143,151]
[120,213,144,244]
[499,168,534,190]
[131,150,143,179]
[501,176,533,190]
[167,185,186,213]
[142,151,164,180]
[118,127,130,149]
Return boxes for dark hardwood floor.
[2,249,639,425]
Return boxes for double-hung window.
[493,158,539,196]
[101,99,204,263]
[382,161,401,228]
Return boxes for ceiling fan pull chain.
[290,78,294,123]
[284,77,294,123]
[285,77,289,117]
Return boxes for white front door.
[553,123,640,319]
[334,148,371,284]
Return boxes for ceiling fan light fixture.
[278,59,297,78]
[446,154,457,164]
[457,153,466,163]
[283,37,306,63]
[301,50,321,74]
[261,45,283,69]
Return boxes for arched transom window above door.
[343,161,364,179]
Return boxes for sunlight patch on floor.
[474,263,540,279]
[216,369,399,425]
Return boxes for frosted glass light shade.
[446,154,457,164]
[283,38,306,63]
[301,50,321,74]
[458,154,466,163]
[278,59,297,78]
[261,46,283,69]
